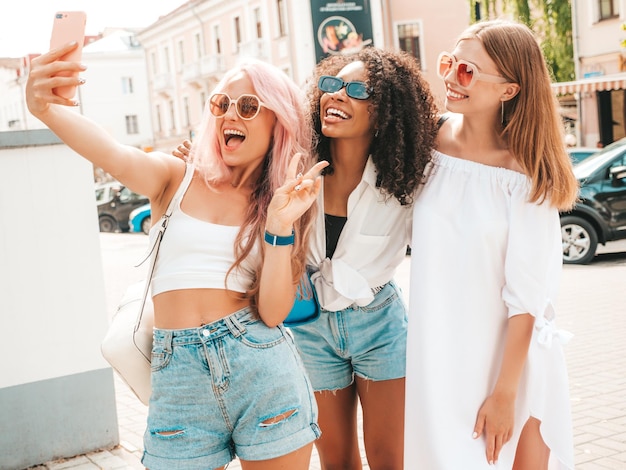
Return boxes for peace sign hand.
[265,153,328,236]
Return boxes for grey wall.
[0,370,119,470]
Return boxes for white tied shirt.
[307,157,413,311]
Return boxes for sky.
[0,0,189,58]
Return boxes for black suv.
[95,183,148,232]
[561,137,626,264]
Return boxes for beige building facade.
[553,0,626,147]
[136,0,470,152]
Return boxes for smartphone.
[49,11,87,99]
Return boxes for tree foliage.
[468,0,574,82]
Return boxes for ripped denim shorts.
[142,307,320,470]
[289,280,408,391]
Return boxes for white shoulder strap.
[164,162,194,218]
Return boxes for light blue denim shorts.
[289,281,408,391]
[142,307,320,470]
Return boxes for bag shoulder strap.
[135,162,194,267]
[132,163,194,330]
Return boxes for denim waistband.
[153,306,258,347]
[315,281,397,314]
[371,282,389,295]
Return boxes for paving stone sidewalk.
[28,237,626,470]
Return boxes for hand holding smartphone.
[49,11,87,100]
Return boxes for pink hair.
[190,59,312,191]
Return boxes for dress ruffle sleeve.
[502,182,575,469]
[502,182,563,320]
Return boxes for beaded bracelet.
[264,229,295,246]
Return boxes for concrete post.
[0,129,118,470]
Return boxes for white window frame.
[177,39,185,70]
[392,20,425,71]
[125,115,139,135]
[121,77,134,95]
[194,32,202,59]
[233,15,242,52]
[213,23,222,55]
[276,0,288,37]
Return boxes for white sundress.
[405,151,574,469]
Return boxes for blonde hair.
[460,19,578,210]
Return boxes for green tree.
[510,0,531,24]
[468,0,574,82]
[538,0,574,81]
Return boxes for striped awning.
[551,74,626,95]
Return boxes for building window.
[125,115,139,134]
[214,25,221,54]
[178,40,185,68]
[121,77,134,95]
[163,47,171,73]
[254,7,263,39]
[598,0,619,19]
[474,2,482,20]
[397,22,422,66]
[234,16,242,49]
[183,97,190,127]
[195,33,202,59]
[169,100,176,131]
[150,52,158,74]
[155,105,162,133]
[277,0,287,36]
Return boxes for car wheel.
[141,216,151,235]
[561,215,598,265]
[99,216,118,233]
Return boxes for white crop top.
[150,166,258,296]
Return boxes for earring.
[501,100,505,126]
[374,129,379,138]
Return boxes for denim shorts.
[142,307,320,470]
[289,281,408,391]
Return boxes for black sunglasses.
[318,75,371,100]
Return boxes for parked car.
[567,147,598,165]
[95,183,148,232]
[561,137,626,264]
[128,203,151,234]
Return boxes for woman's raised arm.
[26,41,173,201]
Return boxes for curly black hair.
[307,47,439,205]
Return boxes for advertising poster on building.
[310,1,374,63]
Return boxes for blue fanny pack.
[283,270,320,327]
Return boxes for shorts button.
[202,329,210,337]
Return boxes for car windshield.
[573,139,626,179]
[95,186,112,203]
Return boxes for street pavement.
[27,234,626,470]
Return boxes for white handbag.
[101,163,193,405]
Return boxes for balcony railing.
[153,73,174,92]
[200,55,226,77]
[182,62,201,82]
[239,40,268,60]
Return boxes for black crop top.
[325,213,347,259]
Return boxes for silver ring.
[296,172,303,179]
[294,184,302,191]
